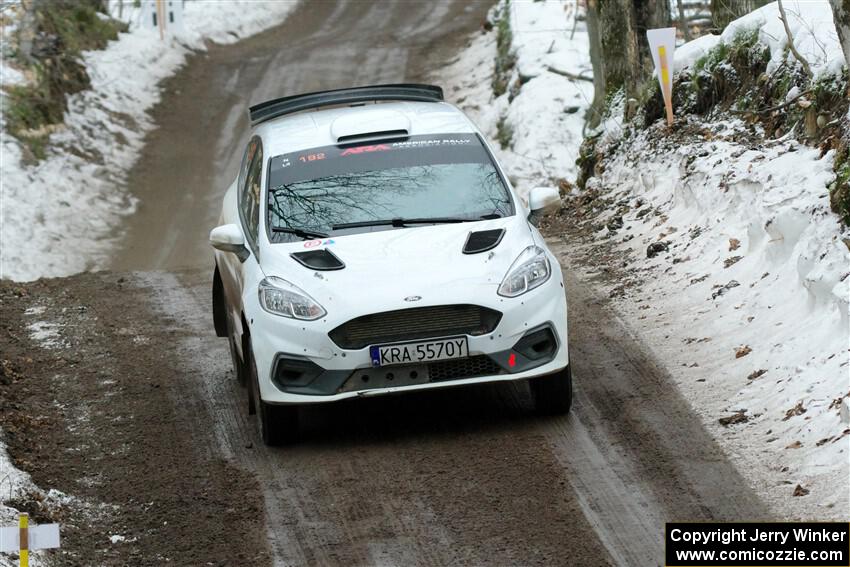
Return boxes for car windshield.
[266,133,513,242]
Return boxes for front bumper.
[246,273,569,405]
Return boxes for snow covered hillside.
[0,1,298,281]
[439,0,592,197]
[440,0,849,520]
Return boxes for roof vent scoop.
[290,249,345,271]
[331,109,411,144]
[463,229,505,255]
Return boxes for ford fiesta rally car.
[210,84,571,445]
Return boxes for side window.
[239,137,262,248]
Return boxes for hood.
[259,216,534,318]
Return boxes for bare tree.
[677,0,692,41]
[777,0,813,79]
[585,0,607,129]
[711,0,772,30]
[16,0,41,64]
[830,0,850,77]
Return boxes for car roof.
[254,101,480,158]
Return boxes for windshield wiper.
[332,217,474,230]
[271,226,329,239]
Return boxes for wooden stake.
[156,0,165,40]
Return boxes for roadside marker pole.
[0,513,61,565]
[156,0,166,40]
[657,45,673,126]
[646,27,677,127]
[18,513,27,567]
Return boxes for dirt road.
[0,1,772,565]
[0,258,770,565]
[110,0,490,272]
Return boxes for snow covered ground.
[440,0,849,519]
[0,0,299,281]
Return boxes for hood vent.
[336,129,409,146]
[463,229,505,255]
[290,249,345,271]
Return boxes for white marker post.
[0,514,60,567]
[141,0,184,39]
[646,27,677,126]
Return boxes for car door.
[220,136,263,339]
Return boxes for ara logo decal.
[304,239,335,248]
[340,144,390,156]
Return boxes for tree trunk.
[677,0,692,41]
[711,0,771,30]
[16,0,41,64]
[586,0,607,129]
[633,0,672,82]
[622,0,642,114]
[830,0,850,82]
[597,0,640,106]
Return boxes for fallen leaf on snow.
[747,369,768,380]
[735,345,752,358]
[785,440,802,449]
[719,410,748,426]
[729,238,741,251]
[724,255,743,268]
[792,484,810,496]
[783,401,806,421]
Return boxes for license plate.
[369,337,468,367]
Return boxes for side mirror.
[528,186,561,222]
[210,224,249,261]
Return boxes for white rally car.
[210,84,571,445]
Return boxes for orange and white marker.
[646,27,677,126]
[0,513,61,566]
[156,0,166,40]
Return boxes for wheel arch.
[212,264,228,337]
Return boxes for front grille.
[428,355,503,382]
[328,305,502,350]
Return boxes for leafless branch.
[546,66,594,82]
[729,88,812,115]
[777,0,813,79]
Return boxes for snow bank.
[0,1,299,281]
[439,0,592,198]
[676,0,846,79]
[584,122,849,519]
[674,33,721,73]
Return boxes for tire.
[530,364,573,415]
[246,339,299,446]
[227,316,247,387]
[212,266,228,338]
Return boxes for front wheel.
[227,316,247,387]
[246,340,299,446]
[530,364,573,415]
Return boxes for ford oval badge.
[404,295,422,302]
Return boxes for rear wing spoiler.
[248,84,444,126]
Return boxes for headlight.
[258,276,326,320]
[498,245,551,297]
